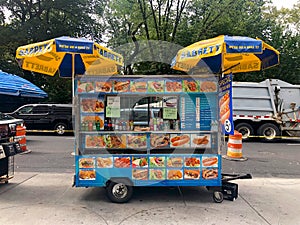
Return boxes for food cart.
[73,74,238,203]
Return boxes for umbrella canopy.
[0,71,48,98]
[16,36,123,77]
[171,35,280,74]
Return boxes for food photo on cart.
[14,35,280,203]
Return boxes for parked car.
[7,104,73,135]
[0,112,24,139]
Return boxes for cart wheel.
[213,191,224,203]
[106,181,133,203]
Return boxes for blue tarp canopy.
[0,71,48,98]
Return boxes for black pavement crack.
[81,206,109,225]
[239,193,272,225]
[117,206,176,225]
[177,186,187,207]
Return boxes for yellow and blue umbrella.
[16,36,123,77]
[171,35,280,74]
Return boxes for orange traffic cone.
[223,130,247,161]
[14,125,30,153]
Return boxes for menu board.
[219,73,234,135]
[199,95,212,131]
[180,95,201,130]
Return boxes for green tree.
[0,0,107,103]
[104,0,188,75]
[103,0,285,77]
[239,2,300,84]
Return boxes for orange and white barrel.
[15,125,27,152]
[227,130,243,158]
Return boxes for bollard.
[14,125,28,153]
[223,130,247,161]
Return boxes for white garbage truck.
[232,79,300,141]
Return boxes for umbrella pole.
[72,53,75,97]
[221,63,240,74]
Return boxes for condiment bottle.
[104,119,108,131]
[112,119,115,131]
[115,119,119,131]
[108,118,112,131]
[95,120,100,131]
[129,120,134,131]
[88,121,93,131]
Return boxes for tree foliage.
[0,0,106,104]
[0,0,299,107]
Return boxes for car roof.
[21,103,72,107]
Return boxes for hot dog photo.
[191,134,211,148]
[184,169,200,180]
[202,156,218,167]
[170,134,190,148]
[95,81,112,92]
[202,169,218,180]
[113,80,130,92]
[219,91,230,125]
[132,169,148,180]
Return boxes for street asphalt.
[1,136,300,225]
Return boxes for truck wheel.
[257,123,280,141]
[234,123,254,140]
[54,123,67,135]
[106,181,133,203]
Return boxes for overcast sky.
[271,0,298,8]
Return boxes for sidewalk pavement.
[1,172,299,225]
